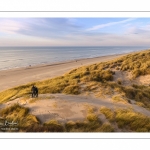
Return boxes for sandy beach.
[0,53,125,92]
[1,49,150,132]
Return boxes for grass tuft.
[0,104,39,132]
[100,107,114,122]
[112,95,128,104]
[95,122,114,132]
[63,85,80,95]
[115,109,150,131]
[86,113,99,122]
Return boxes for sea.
[0,46,149,71]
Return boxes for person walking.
[34,86,38,97]
[31,85,39,98]
[31,85,36,98]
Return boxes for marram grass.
[1,104,150,132]
[0,49,150,110]
[0,103,40,132]
[100,107,150,132]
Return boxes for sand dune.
[2,93,150,124]
[1,51,150,132]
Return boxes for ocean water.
[0,46,149,71]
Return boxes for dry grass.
[84,104,99,122]
[1,50,150,132]
[106,81,150,109]
[111,50,150,78]
[100,107,114,122]
[86,113,99,122]
[115,108,150,131]
[64,110,114,132]
[84,104,96,113]
[0,61,114,103]
[1,104,150,132]
[95,84,114,98]
[1,50,150,104]
[83,82,100,92]
[135,102,145,107]
[100,106,150,132]
[43,120,64,132]
[63,85,80,95]
[95,122,114,132]
[112,95,128,104]
[65,120,103,132]
[0,104,39,132]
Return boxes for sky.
[0,18,150,46]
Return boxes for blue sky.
[0,18,150,46]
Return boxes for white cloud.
[0,18,150,46]
[87,18,135,31]
[0,19,30,34]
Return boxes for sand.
[2,93,150,124]
[1,52,150,129]
[0,53,125,92]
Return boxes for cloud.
[0,19,30,34]
[87,18,135,31]
[16,18,82,39]
[126,26,150,38]
[0,18,82,39]
[0,18,150,47]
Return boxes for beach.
[0,53,126,92]
[1,49,150,132]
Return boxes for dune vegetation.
[100,107,150,132]
[1,104,150,132]
[0,49,150,132]
[0,104,40,132]
[0,104,111,132]
[1,50,150,108]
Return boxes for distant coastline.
[0,46,149,71]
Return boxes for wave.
[0,59,24,63]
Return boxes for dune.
[2,93,150,124]
[1,50,150,132]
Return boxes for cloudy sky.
[0,18,150,46]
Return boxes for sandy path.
[1,93,150,124]
[0,54,125,92]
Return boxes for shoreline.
[0,53,127,72]
[0,53,125,72]
[0,48,145,72]
[0,51,138,92]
